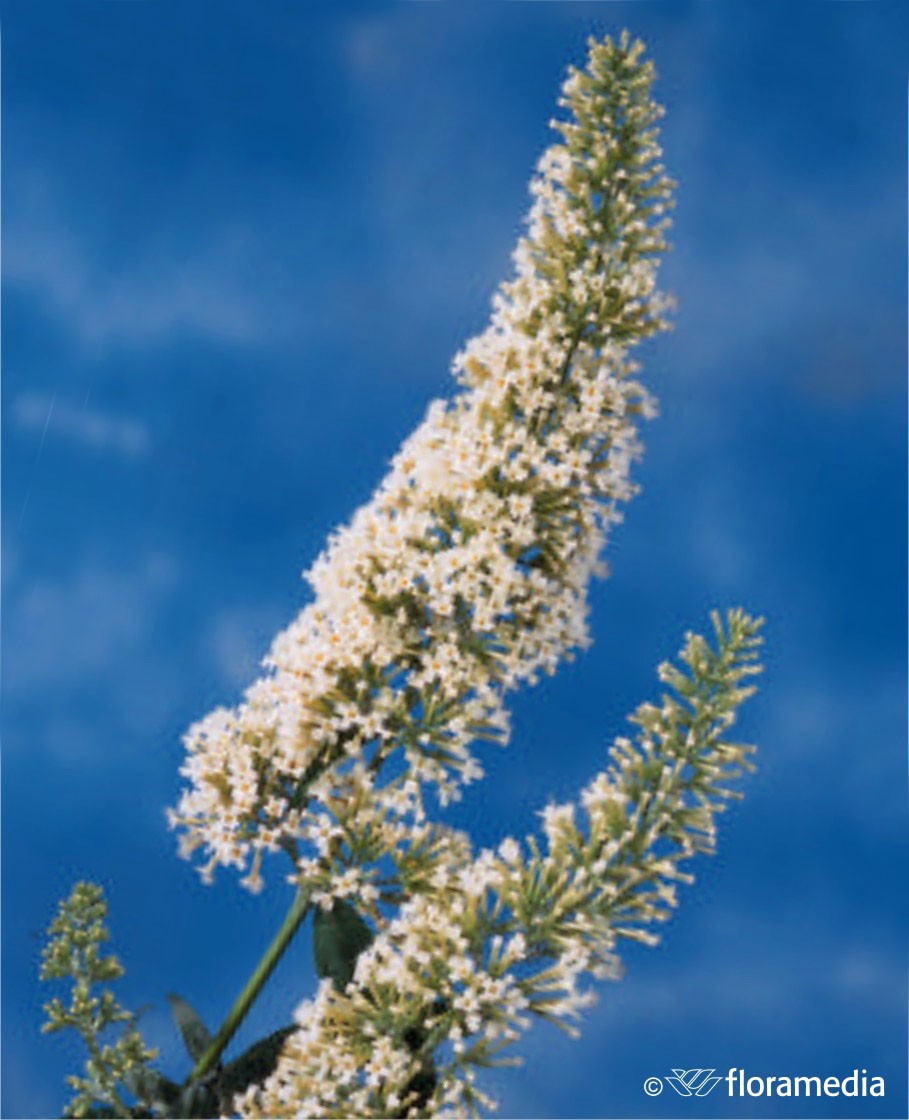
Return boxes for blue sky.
[2,3,906,1118]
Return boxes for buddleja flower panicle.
[239,609,763,1118]
[170,30,675,895]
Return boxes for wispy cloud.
[3,552,178,697]
[12,391,151,458]
[4,170,279,351]
[205,603,288,688]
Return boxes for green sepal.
[166,993,213,1063]
[312,900,374,991]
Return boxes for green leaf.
[179,1079,219,1120]
[124,1066,181,1111]
[312,900,374,991]
[166,993,213,1063]
[218,1025,297,1102]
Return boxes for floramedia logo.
[644,1067,885,1099]
[666,1070,722,1096]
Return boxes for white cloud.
[206,603,287,688]
[4,552,178,696]
[344,12,404,83]
[684,475,754,590]
[12,391,151,458]
[4,170,277,351]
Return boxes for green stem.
[187,885,311,1084]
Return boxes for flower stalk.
[187,884,312,1085]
